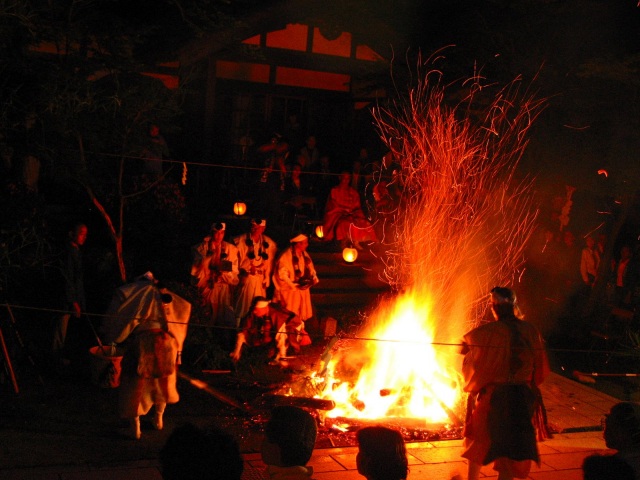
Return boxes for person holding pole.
[458,287,549,480]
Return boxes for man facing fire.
[230,296,303,364]
[459,287,549,480]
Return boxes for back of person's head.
[160,423,243,480]
[604,401,640,450]
[582,453,634,480]
[263,406,317,467]
[356,426,409,480]
[490,286,524,320]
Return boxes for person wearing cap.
[233,218,277,326]
[190,222,239,326]
[458,287,550,480]
[230,296,301,363]
[602,401,640,478]
[272,233,319,348]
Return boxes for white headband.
[290,233,308,243]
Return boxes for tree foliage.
[0,0,262,286]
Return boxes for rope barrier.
[3,302,637,357]
[51,148,397,180]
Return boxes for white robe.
[272,247,318,322]
[190,238,239,325]
[233,233,277,325]
[101,280,191,419]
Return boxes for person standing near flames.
[230,296,301,364]
[233,218,277,327]
[272,234,318,349]
[459,286,549,480]
[190,222,239,327]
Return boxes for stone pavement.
[1,372,618,480]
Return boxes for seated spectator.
[582,453,634,480]
[322,171,377,250]
[284,162,316,220]
[311,154,334,214]
[602,401,640,479]
[230,296,303,364]
[160,422,244,480]
[356,426,409,480]
[299,135,320,171]
[613,246,639,307]
[261,405,318,480]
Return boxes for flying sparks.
[317,62,545,425]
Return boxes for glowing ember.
[313,61,544,426]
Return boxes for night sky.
[400,0,640,237]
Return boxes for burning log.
[260,394,336,411]
[350,397,366,411]
[326,416,459,432]
[377,385,462,427]
[417,380,462,428]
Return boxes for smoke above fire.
[319,63,545,425]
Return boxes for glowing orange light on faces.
[597,169,608,177]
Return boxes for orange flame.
[323,290,461,423]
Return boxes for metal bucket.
[89,346,124,388]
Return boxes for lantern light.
[233,202,247,216]
[342,246,358,263]
[315,225,324,239]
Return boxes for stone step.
[305,241,389,318]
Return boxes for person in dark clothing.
[52,223,87,360]
[356,426,409,480]
[160,423,243,480]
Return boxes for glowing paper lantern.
[315,225,324,239]
[233,202,247,216]
[342,247,358,263]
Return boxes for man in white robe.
[233,218,277,326]
[272,234,318,348]
[190,222,239,326]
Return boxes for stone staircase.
[307,241,390,326]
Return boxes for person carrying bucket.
[101,272,191,440]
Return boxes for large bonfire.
[315,64,544,429]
